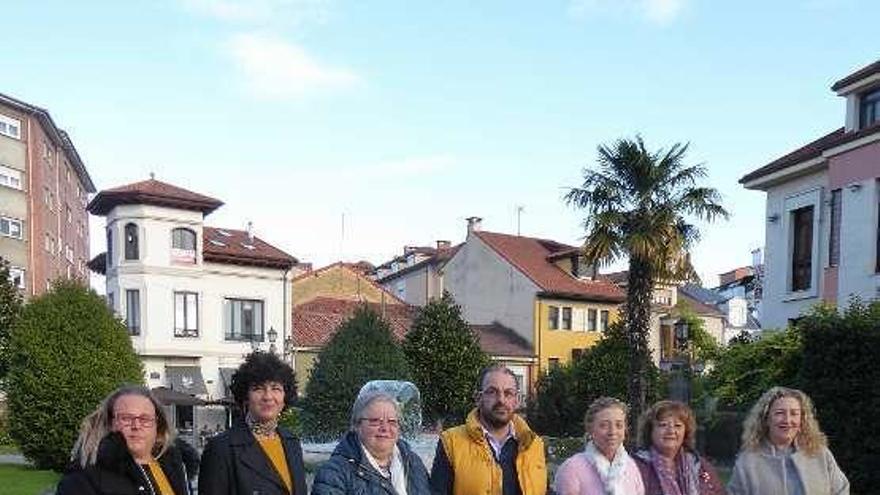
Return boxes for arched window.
[171,228,197,264]
[124,223,139,260]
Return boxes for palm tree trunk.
[625,256,653,428]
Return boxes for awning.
[165,366,208,396]
[152,386,206,406]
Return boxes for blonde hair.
[637,400,697,452]
[584,397,628,439]
[740,386,827,456]
[70,386,174,467]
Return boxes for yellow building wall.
[293,350,319,396]
[533,298,621,378]
[293,265,397,306]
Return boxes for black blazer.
[199,423,308,495]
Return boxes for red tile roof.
[292,297,416,348]
[203,227,297,269]
[474,231,625,303]
[471,323,535,358]
[740,123,880,185]
[831,59,880,91]
[88,178,224,216]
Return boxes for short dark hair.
[230,352,297,409]
[476,364,518,391]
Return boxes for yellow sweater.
[258,435,293,493]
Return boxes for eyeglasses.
[481,387,518,400]
[359,417,400,428]
[114,414,156,428]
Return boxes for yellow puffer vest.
[439,409,547,495]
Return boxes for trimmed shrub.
[402,292,490,426]
[799,300,880,494]
[6,281,144,470]
[0,257,24,383]
[301,305,410,440]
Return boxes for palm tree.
[564,136,728,420]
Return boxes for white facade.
[103,203,293,401]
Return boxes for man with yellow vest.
[430,364,547,495]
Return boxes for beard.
[480,403,513,429]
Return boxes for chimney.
[436,240,451,250]
[403,245,417,255]
[466,216,483,234]
[246,221,254,243]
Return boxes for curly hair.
[584,396,628,439]
[740,386,827,456]
[230,351,297,410]
[70,386,173,468]
[637,400,697,452]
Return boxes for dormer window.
[860,88,880,128]
[171,228,197,264]
[124,223,139,260]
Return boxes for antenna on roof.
[516,205,525,236]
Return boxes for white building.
[741,60,880,329]
[88,178,300,433]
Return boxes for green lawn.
[0,464,60,495]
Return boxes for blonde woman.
[57,386,199,495]
[728,387,849,495]
[554,397,645,495]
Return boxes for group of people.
[55,354,849,495]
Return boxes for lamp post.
[267,326,278,355]
[671,318,691,404]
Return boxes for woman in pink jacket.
[554,397,645,495]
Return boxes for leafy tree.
[301,305,411,440]
[528,321,662,437]
[5,281,144,470]
[402,292,489,426]
[0,257,24,384]
[565,136,728,420]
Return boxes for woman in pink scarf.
[632,401,726,495]
[554,397,644,495]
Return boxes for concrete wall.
[444,234,539,344]
[379,263,444,307]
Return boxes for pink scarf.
[649,447,699,495]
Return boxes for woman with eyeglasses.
[57,385,199,495]
[311,390,430,495]
[200,351,307,495]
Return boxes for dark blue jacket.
[311,431,430,495]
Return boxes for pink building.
[741,60,880,328]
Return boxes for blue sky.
[4,0,877,285]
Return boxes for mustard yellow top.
[146,459,175,495]
[257,435,293,493]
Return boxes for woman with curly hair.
[57,385,199,495]
[199,351,307,495]
[632,400,725,495]
[728,386,849,495]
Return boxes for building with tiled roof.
[440,217,626,387]
[740,59,880,328]
[1,92,96,298]
[88,177,303,436]
[373,240,461,306]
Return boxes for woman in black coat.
[57,386,198,495]
[199,352,307,495]
[311,390,430,495]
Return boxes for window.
[45,233,55,254]
[0,114,21,139]
[0,164,22,190]
[125,289,140,335]
[599,310,610,332]
[65,205,72,224]
[8,267,24,289]
[548,305,559,330]
[828,189,841,267]
[106,228,113,267]
[174,292,199,337]
[861,88,880,128]
[587,308,597,331]
[171,228,196,263]
[176,405,194,433]
[791,205,814,291]
[561,307,572,330]
[571,348,584,361]
[396,280,405,300]
[225,298,264,341]
[0,217,23,239]
[548,357,560,369]
[124,223,139,260]
[65,244,73,262]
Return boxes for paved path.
[0,453,27,465]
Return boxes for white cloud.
[180,0,329,26]
[568,0,687,25]
[225,32,359,99]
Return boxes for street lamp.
[267,326,278,354]
[671,318,691,404]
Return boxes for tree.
[5,281,144,470]
[301,305,411,440]
[402,292,490,426]
[0,257,24,384]
[564,136,728,421]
